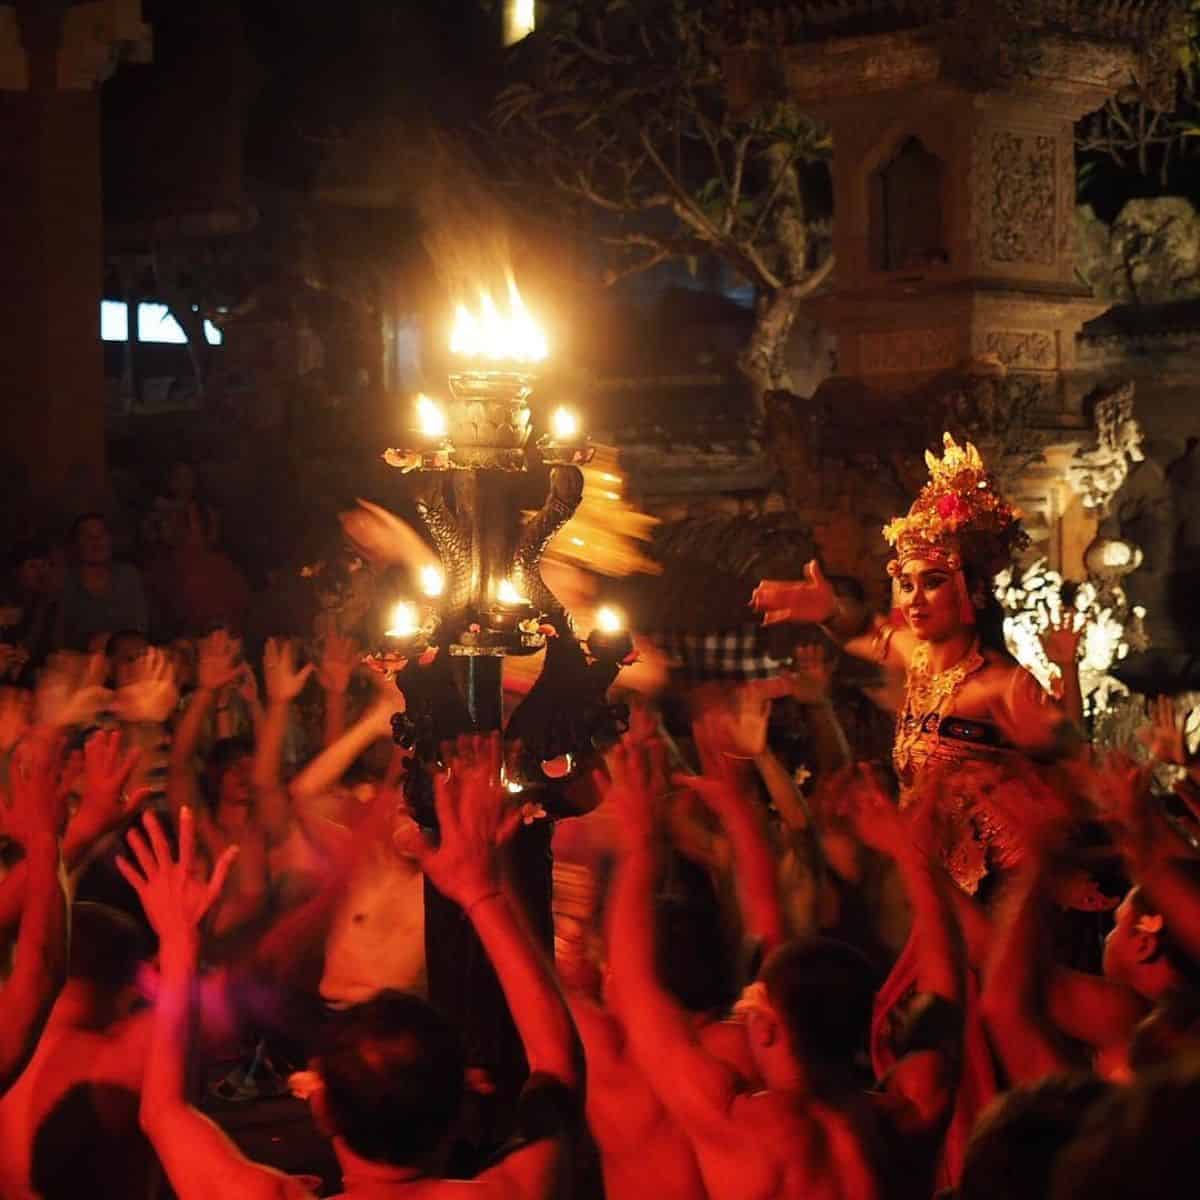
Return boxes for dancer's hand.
[1137,695,1189,766]
[752,560,836,626]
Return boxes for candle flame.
[415,394,447,439]
[595,605,624,634]
[497,578,528,606]
[419,565,445,598]
[550,407,580,441]
[386,601,420,638]
[450,278,548,363]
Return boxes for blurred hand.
[116,807,237,953]
[787,643,836,705]
[339,499,439,571]
[3,732,68,847]
[845,764,915,859]
[1136,695,1188,767]
[316,631,358,695]
[114,648,179,724]
[599,734,667,854]
[262,638,314,704]
[73,729,147,840]
[395,735,520,907]
[35,652,111,728]
[195,630,241,694]
[752,561,836,627]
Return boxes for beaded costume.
[882,435,1036,894]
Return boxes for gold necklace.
[893,639,985,779]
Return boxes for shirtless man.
[117,734,579,1200]
[602,734,965,1200]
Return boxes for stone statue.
[1068,381,1144,515]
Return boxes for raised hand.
[116,807,238,950]
[752,560,836,627]
[397,734,520,907]
[316,631,358,695]
[3,732,68,847]
[262,638,314,704]
[1137,695,1188,767]
[35,652,112,728]
[115,647,179,724]
[787,642,836,705]
[599,734,666,853]
[1041,609,1083,668]
[73,729,147,840]
[195,630,241,694]
[339,498,439,571]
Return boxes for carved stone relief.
[859,328,958,375]
[984,330,1057,370]
[989,131,1057,266]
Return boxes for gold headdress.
[883,434,1028,579]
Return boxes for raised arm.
[603,736,739,1139]
[168,630,241,815]
[315,632,357,748]
[850,770,965,1122]
[675,710,787,953]
[400,734,578,1198]
[117,807,305,1200]
[253,638,313,842]
[0,733,69,1094]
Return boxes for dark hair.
[68,902,149,993]
[202,737,256,807]
[70,512,108,541]
[827,575,866,606]
[656,859,739,1014]
[963,564,1011,657]
[760,937,876,1076]
[1051,1057,1200,1200]
[318,990,465,1167]
[107,630,149,659]
[959,1074,1115,1200]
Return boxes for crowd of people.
[0,440,1197,1200]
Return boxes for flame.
[450,278,548,363]
[419,565,445,598]
[386,601,420,638]
[550,407,580,441]
[415,394,447,439]
[497,578,528,606]
[595,605,624,634]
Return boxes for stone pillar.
[0,3,151,523]
[727,2,1176,579]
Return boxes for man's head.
[67,902,150,1014]
[1103,886,1200,1001]
[12,538,53,597]
[959,1074,1115,1200]
[741,938,876,1088]
[1051,1058,1200,1200]
[108,630,150,687]
[72,514,113,567]
[206,737,255,834]
[312,991,465,1167]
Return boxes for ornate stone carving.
[1068,381,1144,514]
[859,327,958,374]
[984,331,1056,370]
[990,131,1057,265]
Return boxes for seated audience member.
[57,514,149,651]
[119,735,579,1200]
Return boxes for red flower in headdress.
[936,492,971,525]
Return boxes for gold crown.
[884,433,1027,578]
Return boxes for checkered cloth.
[658,623,792,682]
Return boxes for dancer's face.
[896,560,959,642]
